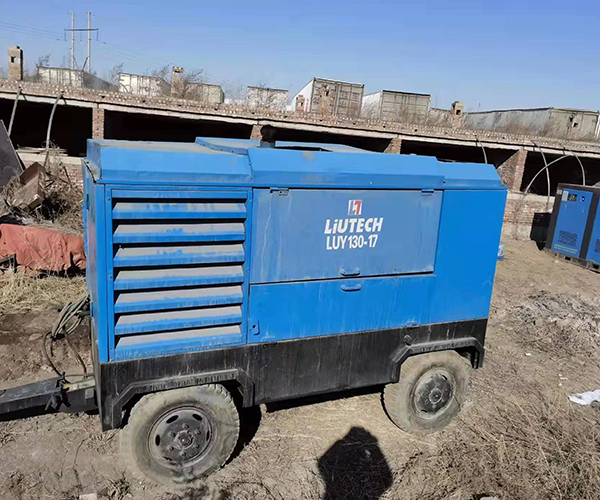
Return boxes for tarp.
[0,224,86,271]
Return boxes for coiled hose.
[42,296,91,381]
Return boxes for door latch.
[249,319,260,335]
[340,267,360,277]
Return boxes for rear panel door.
[250,188,442,283]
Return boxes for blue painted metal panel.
[112,202,246,220]
[248,275,434,342]
[249,148,444,189]
[251,189,442,283]
[195,137,366,154]
[113,222,245,244]
[84,137,506,362]
[248,189,506,343]
[114,285,243,313]
[113,325,243,361]
[115,306,243,335]
[248,148,501,190]
[113,265,245,290]
[551,188,592,257]
[585,201,600,264]
[111,189,247,200]
[113,244,245,268]
[103,186,252,361]
[428,190,506,323]
[88,139,504,190]
[83,169,110,362]
[87,140,252,185]
[105,190,117,355]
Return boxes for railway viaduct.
[2,78,600,238]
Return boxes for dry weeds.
[395,389,600,500]
[38,150,84,236]
[0,269,86,314]
[511,291,600,356]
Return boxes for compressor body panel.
[83,138,506,430]
[546,183,600,271]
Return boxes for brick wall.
[92,108,105,139]
[63,162,83,188]
[502,192,553,240]
[17,152,84,189]
[498,148,527,191]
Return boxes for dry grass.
[511,291,600,356]
[0,269,86,314]
[38,150,84,236]
[395,390,600,500]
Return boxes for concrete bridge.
[2,78,599,239]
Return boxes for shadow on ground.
[318,426,393,500]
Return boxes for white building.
[119,73,171,97]
[246,87,288,111]
[183,83,224,105]
[37,67,111,90]
[291,77,364,117]
[362,90,431,120]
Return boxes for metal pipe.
[474,134,488,164]
[531,141,552,209]
[561,145,587,186]
[44,92,63,166]
[510,153,567,238]
[7,88,21,137]
[523,155,568,196]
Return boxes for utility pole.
[87,12,92,73]
[71,13,75,70]
[65,13,98,72]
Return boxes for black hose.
[41,296,90,381]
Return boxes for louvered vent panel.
[110,191,247,358]
[558,230,577,247]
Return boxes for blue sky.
[1,0,598,111]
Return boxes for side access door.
[248,188,442,342]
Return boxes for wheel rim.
[412,369,455,419]
[148,406,215,467]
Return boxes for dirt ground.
[1,239,600,500]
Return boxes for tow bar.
[0,376,97,419]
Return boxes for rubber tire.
[383,351,471,435]
[120,384,240,486]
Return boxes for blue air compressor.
[546,183,600,272]
[0,137,506,486]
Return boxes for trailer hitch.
[45,387,64,412]
[0,376,97,420]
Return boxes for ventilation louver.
[109,190,248,359]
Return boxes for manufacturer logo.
[348,200,362,216]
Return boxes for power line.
[98,40,174,70]
[0,21,58,36]
[95,43,168,70]
[0,20,235,89]
[0,22,64,41]
[0,21,63,37]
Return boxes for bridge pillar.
[92,108,105,139]
[498,148,527,191]
[250,124,263,141]
[385,136,402,154]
